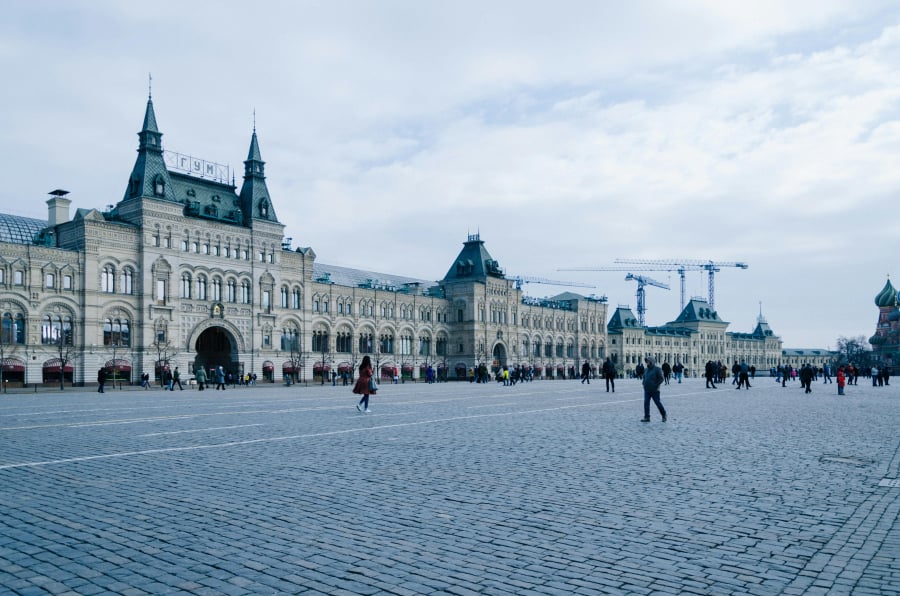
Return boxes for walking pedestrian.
[195,366,207,391]
[673,362,683,383]
[705,360,717,388]
[837,366,846,395]
[799,363,814,394]
[737,361,751,389]
[215,366,226,390]
[353,355,376,412]
[661,361,671,385]
[602,357,616,392]
[581,361,591,384]
[97,368,106,393]
[640,357,667,423]
[173,367,184,390]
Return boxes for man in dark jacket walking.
[705,360,717,388]
[799,363,814,393]
[641,357,667,423]
[602,358,616,392]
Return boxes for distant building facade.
[0,96,612,386]
[606,299,784,376]
[0,95,838,387]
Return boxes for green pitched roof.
[442,234,504,282]
[608,306,641,330]
[669,298,727,325]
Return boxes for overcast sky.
[2,1,899,350]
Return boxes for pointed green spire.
[247,130,263,162]
[142,97,159,134]
[123,94,174,203]
[239,126,278,224]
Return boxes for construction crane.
[615,259,748,311]
[509,275,596,291]
[560,265,692,310]
[625,273,669,327]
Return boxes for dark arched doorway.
[492,343,507,372]
[194,326,239,379]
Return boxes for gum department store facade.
[0,96,789,387]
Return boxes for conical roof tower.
[122,94,176,203]
[238,126,279,225]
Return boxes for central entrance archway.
[194,326,239,379]
[492,343,507,372]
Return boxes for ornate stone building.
[606,298,784,376]
[0,95,611,386]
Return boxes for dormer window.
[153,175,165,197]
[259,199,269,217]
[130,177,141,197]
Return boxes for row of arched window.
[101,266,135,294]
[179,273,251,304]
[2,313,133,348]
[280,286,302,309]
[306,331,448,356]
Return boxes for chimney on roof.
[47,189,71,226]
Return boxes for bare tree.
[150,337,177,387]
[836,335,872,367]
[55,324,75,391]
[285,329,303,385]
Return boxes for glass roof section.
[0,214,47,244]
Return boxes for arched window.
[119,268,134,294]
[292,288,301,309]
[42,315,72,345]
[104,318,131,346]
[312,330,329,353]
[280,287,289,308]
[212,277,222,301]
[379,334,394,354]
[226,280,236,303]
[336,331,352,353]
[418,336,431,357]
[358,333,373,354]
[180,273,192,298]
[240,281,251,304]
[281,328,300,352]
[2,312,25,344]
[101,266,115,293]
[197,275,207,301]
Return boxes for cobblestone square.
[1,377,898,594]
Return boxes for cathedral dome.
[875,277,898,308]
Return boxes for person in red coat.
[353,355,376,412]
[836,366,846,396]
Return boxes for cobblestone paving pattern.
[0,377,898,595]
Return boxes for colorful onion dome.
[875,277,898,308]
